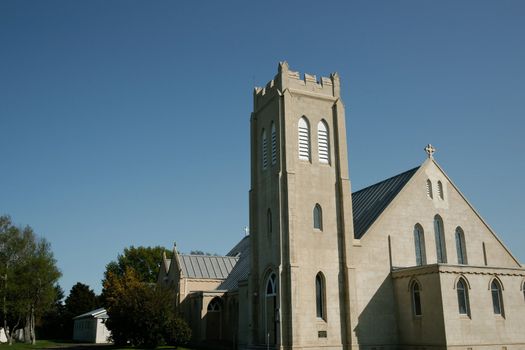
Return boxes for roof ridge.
[352,166,420,195]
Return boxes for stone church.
[158,62,525,350]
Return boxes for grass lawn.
[0,340,195,350]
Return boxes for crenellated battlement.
[253,62,340,110]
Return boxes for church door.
[206,297,222,341]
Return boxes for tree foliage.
[103,268,190,348]
[0,215,61,344]
[104,246,172,284]
[37,285,66,340]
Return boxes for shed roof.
[73,307,108,320]
[179,254,239,279]
[352,166,419,239]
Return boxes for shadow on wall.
[354,276,398,348]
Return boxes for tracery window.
[455,227,467,264]
[317,120,329,164]
[434,215,447,263]
[491,279,504,316]
[266,272,277,296]
[313,204,323,230]
[298,117,310,161]
[207,297,222,312]
[315,273,326,320]
[414,224,426,266]
[456,278,470,316]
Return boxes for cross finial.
[244,226,249,236]
[424,144,436,158]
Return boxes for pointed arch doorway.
[264,272,278,346]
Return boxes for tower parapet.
[253,61,340,111]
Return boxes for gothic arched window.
[313,204,322,230]
[437,180,444,199]
[456,278,470,316]
[262,129,268,169]
[317,120,329,164]
[271,122,277,165]
[207,297,222,312]
[411,281,422,316]
[491,279,504,316]
[426,179,433,199]
[414,224,426,266]
[455,227,467,265]
[266,273,277,296]
[315,273,326,320]
[434,215,447,263]
[298,117,310,161]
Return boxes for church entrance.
[264,273,277,346]
[206,297,222,341]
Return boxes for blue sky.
[1,1,524,295]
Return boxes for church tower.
[249,62,356,349]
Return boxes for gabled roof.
[73,307,108,320]
[179,254,239,279]
[218,236,251,291]
[352,166,419,239]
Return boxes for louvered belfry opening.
[271,123,277,165]
[318,121,329,163]
[262,129,268,169]
[298,117,310,160]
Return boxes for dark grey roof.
[73,308,108,320]
[179,254,239,279]
[352,166,419,239]
[226,235,250,257]
[218,236,251,291]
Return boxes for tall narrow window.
[262,129,268,169]
[456,278,470,315]
[267,209,272,234]
[491,279,504,316]
[437,181,444,199]
[414,224,426,266]
[455,227,468,264]
[298,117,310,161]
[426,180,433,199]
[482,242,488,266]
[434,215,447,263]
[315,273,326,320]
[412,281,422,316]
[271,122,277,165]
[317,120,329,164]
[313,204,323,230]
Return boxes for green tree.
[37,284,67,340]
[63,282,99,339]
[0,215,61,345]
[103,268,190,348]
[104,246,172,284]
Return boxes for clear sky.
[1,1,524,295]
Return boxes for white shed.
[73,308,111,344]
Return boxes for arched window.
[266,272,277,296]
[317,120,329,164]
[313,204,323,230]
[414,224,426,266]
[437,181,444,200]
[262,129,268,169]
[315,273,326,320]
[455,227,467,265]
[267,209,272,235]
[426,179,433,199]
[434,215,447,263]
[271,122,277,165]
[491,279,504,316]
[207,297,222,312]
[298,117,310,161]
[411,281,422,316]
[456,278,470,315]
